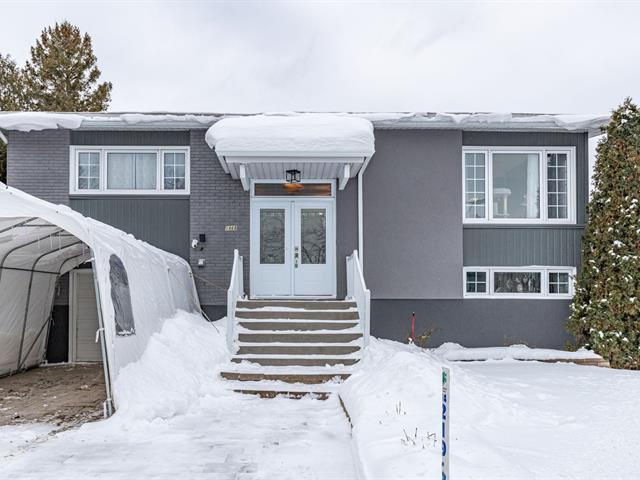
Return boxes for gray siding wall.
[189,129,250,306]
[6,130,70,204]
[70,130,190,146]
[70,197,190,259]
[364,129,464,299]
[336,181,358,298]
[463,225,583,267]
[371,299,572,348]
[67,130,192,260]
[461,131,588,271]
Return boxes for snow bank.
[433,342,602,362]
[341,337,640,479]
[205,113,375,156]
[339,338,444,479]
[113,311,229,421]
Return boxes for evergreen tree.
[23,21,112,112]
[0,54,26,183]
[0,54,25,110]
[568,98,640,369]
[0,21,112,183]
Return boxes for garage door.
[70,269,102,363]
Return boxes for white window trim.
[462,146,577,225]
[69,146,190,195]
[463,266,576,299]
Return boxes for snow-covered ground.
[2,312,640,479]
[341,338,640,479]
[0,312,355,479]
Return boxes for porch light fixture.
[286,169,301,183]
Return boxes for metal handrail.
[226,249,244,352]
[346,250,371,346]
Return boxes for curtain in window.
[526,153,539,218]
[107,152,157,190]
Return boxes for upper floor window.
[463,147,575,224]
[70,146,190,195]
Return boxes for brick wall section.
[6,130,71,205]
[189,129,250,307]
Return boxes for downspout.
[357,155,372,269]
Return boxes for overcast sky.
[1,0,639,114]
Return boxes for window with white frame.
[77,152,101,190]
[162,152,186,190]
[463,148,575,223]
[463,267,575,298]
[70,147,190,194]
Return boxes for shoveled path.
[1,391,357,480]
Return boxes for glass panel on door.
[260,208,285,264]
[300,208,326,264]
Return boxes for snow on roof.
[0,112,221,134]
[205,113,376,156]
[0,110,610,137]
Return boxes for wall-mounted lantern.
[286,169,301,183]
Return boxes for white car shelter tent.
[0,184,201,414]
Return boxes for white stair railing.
[346,250,371,346]
[226,249,244,352]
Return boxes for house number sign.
[224,225,238,232]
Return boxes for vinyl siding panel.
[69,197,190,259]
[463,226,583,267]
[70,130,190,146]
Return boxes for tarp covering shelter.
[0,184,201,412]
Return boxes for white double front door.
[250,198,336,297]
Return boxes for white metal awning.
[219,156,366,190]
[205,114,375,190]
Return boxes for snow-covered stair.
[221,300,362,399]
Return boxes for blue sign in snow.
[442,367,450,480]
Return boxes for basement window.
[463,267,575,299]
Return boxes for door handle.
[294,246,299,268]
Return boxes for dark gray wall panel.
[6,129,71,205]
[463,225,583,267]
[189,129,250,306]
[462,131,589,224]
[336,181,359,298]
[70,130,190,146]
[371,298,572,349]
[364,129,463,299]
[70,197,190,259]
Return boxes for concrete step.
[220,371,351,384]
[238,332,363,343]
[231,357,360,367]
[238,321,359,331]
[237,300,356,310]
[236,344,361,355]
[224,379,338,399]
[234,389,332,400]
[236,310,359,320]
